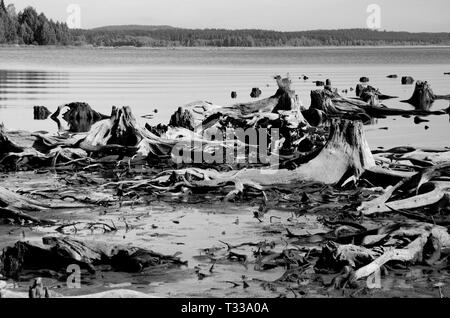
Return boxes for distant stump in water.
[314,81,325,87]
[401,76,415,85]
[250,88,262,98]
[405,81,435,109]
[359,77,370,83]
[51,102,109,132]
[33,106,51,120]
[169,106,195,130]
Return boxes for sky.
[8,0,450,32]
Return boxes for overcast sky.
[8,0,450,32]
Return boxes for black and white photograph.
[0,0,449,306]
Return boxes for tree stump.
[405,81,436,109]
[51,102,109,132]
[359,86,397,105]
[33,106,51,120]
[250,88,262,98]
[402,76,415,85]
[403,80,450,110]
[314,81,325,87]
[355,84,365,97]
[359,77,370,83]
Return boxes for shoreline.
[1,44,450,50]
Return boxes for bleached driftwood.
[359,163,450,215]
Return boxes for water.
[0,46,449,148]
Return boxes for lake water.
[0,46,449,149]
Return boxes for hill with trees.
[1,1,450,47]
[74,27,450,47]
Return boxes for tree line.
[0,0,72,45]
[76,27,450,47]
[1,1,450,47]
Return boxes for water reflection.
[0,69,68,103]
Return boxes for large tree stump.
[359,85,397,105]
[167,76,305,131]
[160,118,375,194]
[403,81,450,110]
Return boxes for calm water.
[0,46,449,148]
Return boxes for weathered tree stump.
[355,84,365,97]
[359,77,370,83]
[404,81,436,109]
[33,106,51,120]
[169,106,196,130]
[51,102,109,132]
[167,76,306,132]
[359,85,397,105]
[250,88,262,98]
[402,81,450,110]
[402,76,415,85]
[314,81,325,87]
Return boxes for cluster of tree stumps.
[0,74,450,298]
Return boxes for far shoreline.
[1,44,450,50]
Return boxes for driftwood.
[359,162,450,216]
[0,236,187,279]
[354,223,450,281]
[317,222,450,281]
[0,278,155,298]
[168,76,305,132]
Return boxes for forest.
[77,26,450,47]
[0,0,71,45]
[1,1,450,47]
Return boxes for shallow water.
[0,46,449,149]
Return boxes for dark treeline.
[74,27,450,47]
[1,1,450,47]
[0,0,72,45]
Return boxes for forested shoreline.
[1,1,450,47]
[0,1,71,45]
